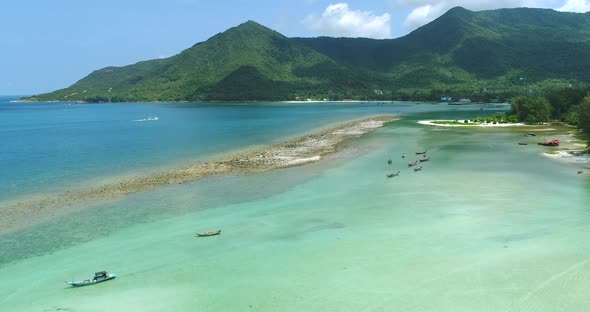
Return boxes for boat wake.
[133,116,159,122]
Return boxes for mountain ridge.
[29,7,590,102]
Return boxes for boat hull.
[67,273,117,287]
[195,230,221,237]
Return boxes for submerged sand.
[0,116,396,235]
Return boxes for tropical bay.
[1,95,589,311]
[2,1,590,311]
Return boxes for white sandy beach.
[418,120,525,127]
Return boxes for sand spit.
[0,116,396,235]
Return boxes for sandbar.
[0,116,396,235]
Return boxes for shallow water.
[2,100,589,311]
[0,97,488,200]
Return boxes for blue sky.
[1,0,587,95]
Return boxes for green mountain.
[29,7,590,102]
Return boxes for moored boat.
[408,161,417,167]
[518,142,528,145]
[386,171,400,178]
[195,230,221,237]
[419,157,430,162]
[66,271,116,287]
[414,166,423,172]
[416,151,427,155]
[538,139,559,147]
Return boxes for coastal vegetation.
[518,91,590,147]
[25,7,590,103]
[577,96,590,146]
[466,91,590,147]
[510,96,552,124]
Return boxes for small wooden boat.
[419,157,430,162]
[538,139,559,147]
[415,151,427,155]
[66,271,116,287]
[414,166,423,172]
[195,230,221,237]
[386,171,400,178]
[578,171,584,174]
[408,161,417,167]
[526,133,537,137]
[518,143,528,145]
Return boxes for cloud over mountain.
[558,0,590,12]
[303,3,392,39]
[396,0,560,30]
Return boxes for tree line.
[510,88,590,148]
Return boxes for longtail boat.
[414,166,423,172]
[518,143,528,145]
[415,151,427,155]
[419,157,430,162]
[408,161,417,167]
[386,171,400,178]
[65,271,116,287]
[195,230,221,237]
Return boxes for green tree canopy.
[511,96,552,124]
[577,96,590,142]
[546,88,588,120]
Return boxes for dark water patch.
[271,220,346,242]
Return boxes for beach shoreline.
[418,120,525,127]
[0,115,397,235]
[542,150,590,167]
[418,119,589,169]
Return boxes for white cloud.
[558,0,590,12]
[303,3,392,39]
[397,0,557,31]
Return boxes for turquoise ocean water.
[1,96,589,311]
[0,96,469,199]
